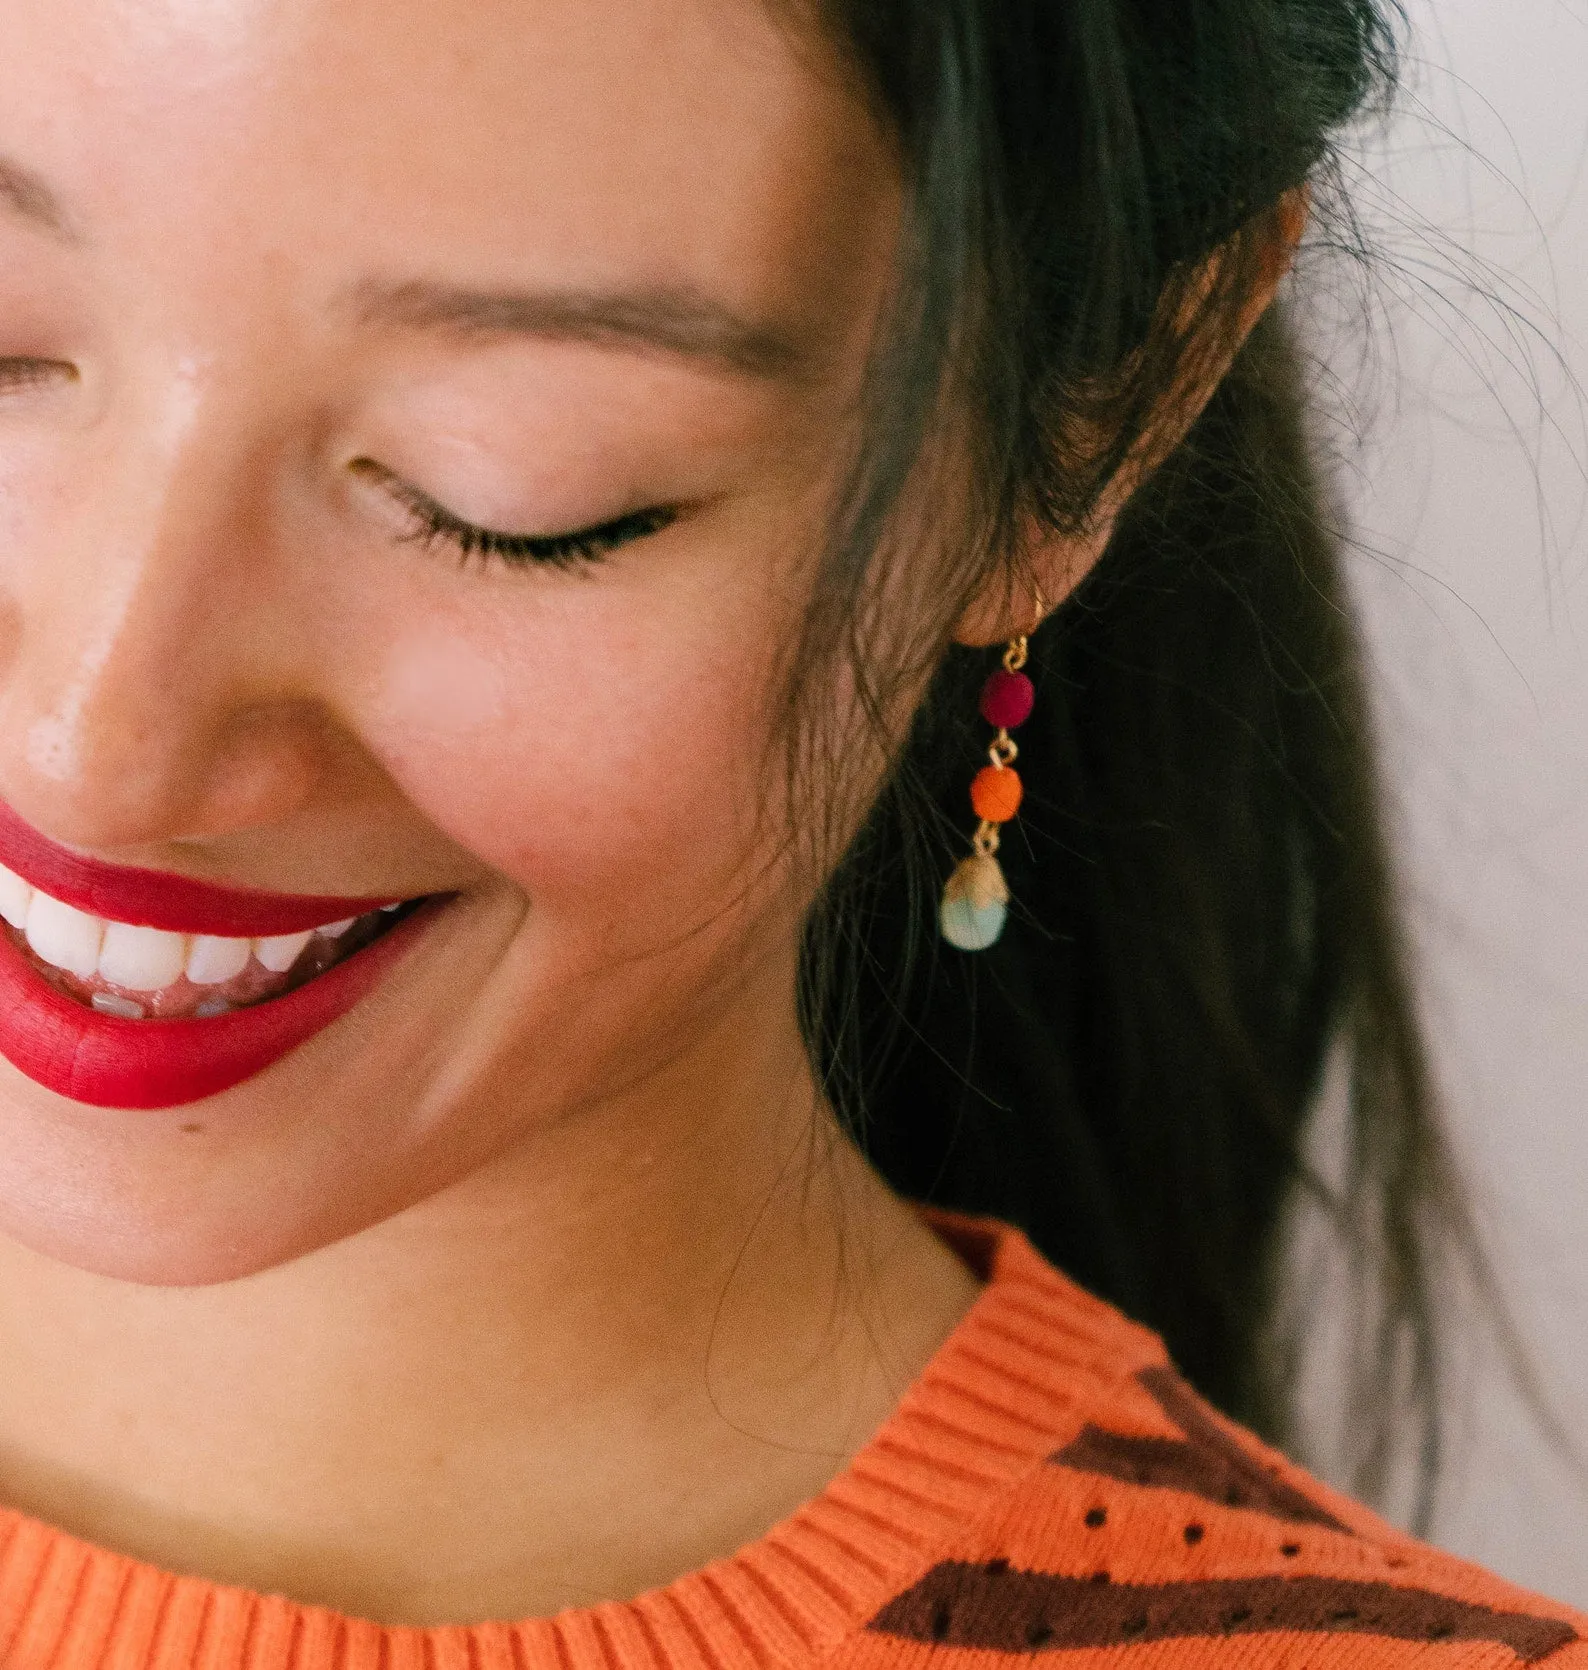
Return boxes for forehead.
[0,0,896,339]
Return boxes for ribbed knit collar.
[0,1215,1167,1670]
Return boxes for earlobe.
[950,516,1113,648]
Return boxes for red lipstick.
[0,802,432,1110]
[0,908,430,1109]
[0,799,398,935]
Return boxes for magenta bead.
[979,670,1035,729]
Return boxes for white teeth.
[98,922,188,992]
[254,930,312,973]
[194,998,231,1019]
[187,934,252,986]
[25,893,104,979]
[91,992,147,1020]
[3,873,376,995]
[0,864,31,931]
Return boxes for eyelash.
[0,358,75,394]
[381,472,677,570]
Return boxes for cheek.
[366,602,784,938]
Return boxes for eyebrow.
[348,278,810,381]
[0,155,73,240]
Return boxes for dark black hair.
[794,0,1457,1504]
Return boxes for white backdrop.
[1320,0,1588,1604]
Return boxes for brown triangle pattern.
[868,1562,1579,1661]
[1050,1366,1349,1531]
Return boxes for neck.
[0,983,979,1625]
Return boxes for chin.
[0,1131,376,1288]
[0,1046,466,1288]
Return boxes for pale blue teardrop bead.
[940,893,1008,951]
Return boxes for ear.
[952,186,1309,648]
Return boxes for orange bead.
[971,765,1023,823]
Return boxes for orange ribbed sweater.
[0,1214,1582,1670]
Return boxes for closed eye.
[359,461,678,570]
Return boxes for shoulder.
[847,1215,1587,1670]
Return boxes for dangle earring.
[939,616,1039,952]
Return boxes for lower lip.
[0,906,437,1110]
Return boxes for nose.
[0,394,330,857]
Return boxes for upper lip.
[0,800,402,937]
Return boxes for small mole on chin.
[180,1123,205,1135]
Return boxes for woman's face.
[0,0,901,1281]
